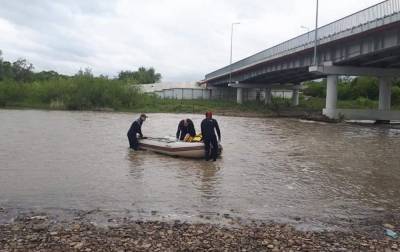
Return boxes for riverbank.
[1,211,399,251]
[1,98,337,123]
[7,95,400,123]
[2,74,400,122]
[0,78,338,121]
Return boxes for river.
[1,109,400,230]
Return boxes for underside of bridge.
[207,23,400,87]
[204,14,400,121]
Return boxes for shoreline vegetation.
[1,82,400,124]
[1,52,400,121]
[3,94,400,122]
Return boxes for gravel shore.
[1,213,399,252]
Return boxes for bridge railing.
[206,0,400,81]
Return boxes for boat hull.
[139,138,222,158]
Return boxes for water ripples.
[1,109,400,229]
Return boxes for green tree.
[1,61,15,80]
[349,76,379,100]
[135,67,162,83]
[118,67,161,84]
[12,58,34,82]
[34,70,60,81]
[75,68,93,78]
[303,80,326,98]
[118,70,135,81]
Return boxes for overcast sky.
[0,0,383,81]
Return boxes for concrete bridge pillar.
[379,77,392,111]
[236,88,243,104]
[291,87,300,106]
[324,75,338,118]
[264,88,272,105]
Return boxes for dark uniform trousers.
[127,132,139,150]
[127,119,143,151]
[204,135,218,161]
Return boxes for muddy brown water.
[1,109,400,230]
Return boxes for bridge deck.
[205,0,400,85]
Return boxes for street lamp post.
[229,22,240,85]
[313,0,319,66]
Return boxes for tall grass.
[0,77,278,115]
[0,77,144,110]
[299,96,382,110]
[3,77,398,115]
[304,77,400,102]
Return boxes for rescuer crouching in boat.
[201,112,221,161]
[176,119,196,142]
[127,113,147,150]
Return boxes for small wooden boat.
[139,137,222,158]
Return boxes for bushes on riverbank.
[0,76,278,115]
[0,50,166,110]
[0,77,145,110]
[4,52,400,114]
[303,77,400,108]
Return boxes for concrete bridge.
[203,0,400,121]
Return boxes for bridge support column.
[236,88,243,104]
[264,88,272,105]
[379,77,392,111]
[323,75,338,118]
[377,77,392,123]
[291,88,300,106]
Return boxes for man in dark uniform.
[201,112,221,161]
[176,119,196,141]
[127,114,147,150]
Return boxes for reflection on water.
[1,109,400,229]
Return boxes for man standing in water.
[127,114,147,150]
[201,112,221,161]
